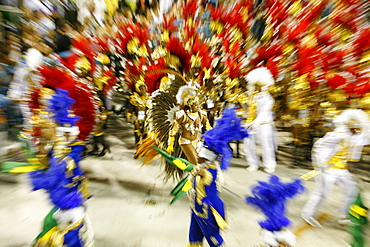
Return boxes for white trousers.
[301,169,359,219]
[244,124,277,170]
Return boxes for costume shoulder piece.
[136,75,190,178]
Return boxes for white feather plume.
[246,67,275,86]
[334,109,370,137]
[246,67,275,94]
[25,48,43,71]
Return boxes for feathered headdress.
[25,48,44,71]
[333,109,370,137]
[95,37,110,53]
[101,69,117,95]
[60,36,97,75]
[176,85,197,105]
[246,67,275,93]
[124,59,146,91]
[202,107,248,170]
[143,58,168,94]
[73,36,96,73]
[31,66,96,141]
[161,16,178,43]
[190,38,216,84]
[116,23,151,58]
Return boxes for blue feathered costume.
[30,89,94,247]
[246,175,304,247]
[187,107,248,247]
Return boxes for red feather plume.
[72,36,97,73]
[183,0,198,19]
[166,37,192,73]
[30,66,96,141]
[144,58,168,94]
[95,37,110,53]
[162,15,177,33]
[326,74,346,90]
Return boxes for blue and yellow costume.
[29,89,94,247]
[0,88,94,247]
[187,107,248,247]
[154,107,248,247]
[30,138,93,247]
[246,175,304,247]
[187,161,228,247]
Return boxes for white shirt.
[251,91,275,127]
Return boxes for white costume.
[301,109,370,225]
[244,67,277,173]
[7,48,43,131]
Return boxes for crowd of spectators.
[0,0,195,129]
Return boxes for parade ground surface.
[1,117,369,247]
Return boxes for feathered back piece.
[49,89,80,126]
[225,57,247,79]
[202,107,248,170]
[183,0,198,20]
[190,39,216,84]
[31,66,96,141]
[115,23,135,55]
[101,69,117,96]
[95,37,110,53]
[136,76,187,180]
[161,16,178,42]
[124,59,145,90]
[29,138,86,209]
[246,175,305,231]
[250,44,283,79]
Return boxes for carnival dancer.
[155,107,248,247]
[7,47,44,139]
[29,88,95,247]
[129,78,150,146]
[167,85,212,165]
[244,67,277,173]
[301,109,370,227]
[1,60,96,245]
[1,84,95,246]
[89,106,111,156]
[246,175,305,247]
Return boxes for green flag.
[348,193,368,247]
[151,145,195,172]
[152,145,196,204]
